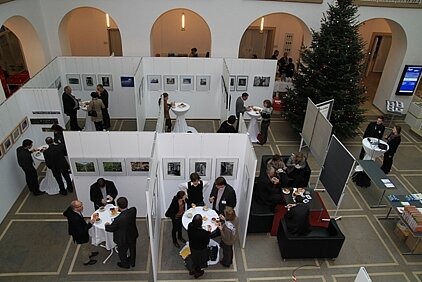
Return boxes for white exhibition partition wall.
[225,58,277,116]
[64,131,155,217]
[142,57,224,119]
[221,59,231,122]
[59,57,142,119]
[134,58,145,131]
[23,58,61,89]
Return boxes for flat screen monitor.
[396,65,422,96]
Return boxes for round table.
[362,137,389,160]
[33,145,61,195]
[171,102,190,133]
[182,206,219,233]
[90,204,120,263]
[246,108,261,143]
[80,101,96,132]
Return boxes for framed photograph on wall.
[120,76,135,87]
[189,158,212,180]
[20,117,29,133]
[11,126,21,143]
[216,158,238,180]
[97,74,113,91]
[66,74,82,91]
[1,135,13,154]
[163,158,185,180]
[230,75,236,91]
[82,74,97,91]
[163,75,178,91]
[71,158,99,176]
[98,158,126,176]
[236,76,248,91]
[196,75,211,91]
[253,76,271,87]
[147,75,162,91]
[180,75,194,91]
[125,158,150,175]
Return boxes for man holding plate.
[90,178,118,210]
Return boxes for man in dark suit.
[209,176,237,215]
[217,115,237,133]
[285,195,310,235]
[105,197,139,269]
[90,178,118,210]
[62,85,82,131]
[97,84,111,130]
[359,116,385,159]
[63,200,98,265]
[16,139,44,196]
[43,137,73,195]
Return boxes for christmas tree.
[283,0,366,139]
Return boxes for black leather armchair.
[277,219,345,259]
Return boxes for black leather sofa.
[277,219,345,259]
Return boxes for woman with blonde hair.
[218,206,239,267]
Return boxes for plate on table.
[282,188,291,195]
[186,213,193,218]
[202,206,209,211]
[202,216,208,221]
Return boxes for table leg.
[370,190,386,208]
[378,207,398,220]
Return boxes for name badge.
[221,200,226,204]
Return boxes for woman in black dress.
[165,191,187,248]
[381,125,401,174]
[188,214,211,278]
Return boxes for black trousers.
[359,147,366,160]
[260,120,270,144]
[102,108,111,129]
[51,169,72,191]
[68,111,81,131]
[117,241,136,267]
[381,154,394,174]
[23,167,40,193]
[220,240,233,266]
[94,121,103,131]
[171,217,183,242]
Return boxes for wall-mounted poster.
[163,75,178,91]
[66,74,82,91]
[163,158,185,180]
[2,135,13,154]
[20,117,29,133]
[82,74,97,91]
[236,76,248,91]
[147,75,162,91]
[98,158,126,176]
[71,158,99,176]
[216,158,238,180]
[11,126,21,143]
[121,76,135,87]
[180,75,194,91]
[230,75,236,91]
[98,74,113,91]
[253,76,271,87]
[189,158,212,180]
[196,75,211,91]
[125,158,150,175]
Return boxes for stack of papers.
[381,178,395,188]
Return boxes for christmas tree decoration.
[283,0,366,139]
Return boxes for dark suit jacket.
[63,206,92,244]
[217,121,236,133]
[165,196,186,219]
[255,174,284,207]
[90,180,118,209]
[363,121,385,140]
[105,207,139,246]
[385,133,401,157]
[43,143,69,172]
[209,184,237,214]
[99,89,109,108]
[62,93,79,116]
[16,146,34,171]
[285,203,310,235]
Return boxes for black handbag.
[88,110,97,117]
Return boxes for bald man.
[63,200,98,265]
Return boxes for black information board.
[30,118,58,125]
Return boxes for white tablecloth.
[171,102,190,133]
[182,207,219,233]
[33,146,61,195]
[80,101,96,131]
[90,204,119,250]
[362,137,389,160]
[246,109,261,143]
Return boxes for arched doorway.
[150,9,211,57]
[238,13,311,61]
[58,7,122,56]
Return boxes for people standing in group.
[62,86,82,131]
[90,178,118,210]
[217,115,237,133]
[178,172,210,207]
[189,48,198,57]
[63,200,98,265]
[105,197,139,269]
[218,206,239,267]
[235,92,249,132]
[285,58,295,78]
[209,176,237,215]
[381,125,402,174]
[87,91,105,131]
[187,214,211,278]
[16,139,44,196]
[43,137,73,195]
[158,93,172,132]
[51,121,66,145]
[259,99,273,145]
[271,50,279,60]
[97,84,111,130]
[165,190,187,248]
[359,116,385,160]
[278,52,289,76]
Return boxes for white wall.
[134,58,145,130]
